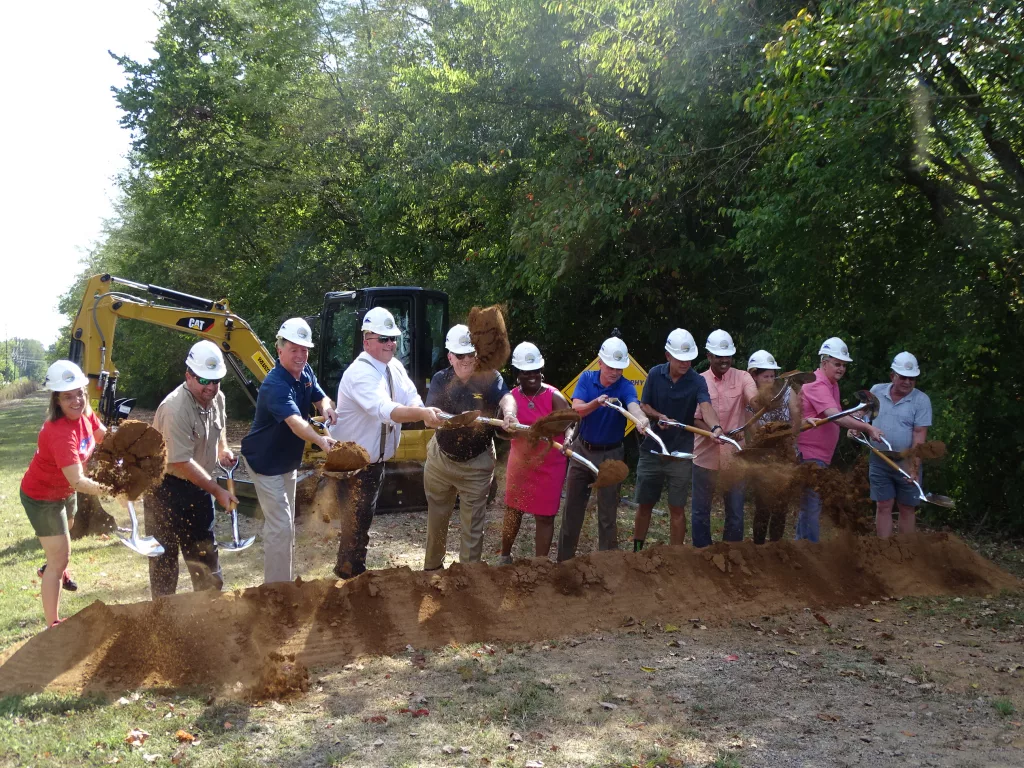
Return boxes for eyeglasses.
[375,336,397,344]
[453,351,476,360]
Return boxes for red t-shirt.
[21,412,102,501]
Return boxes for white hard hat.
[445,324,475,354]
[598,337,630,370]
[665,328,698,361]
[44,360,88,392]
[361,307,401,336]
[706,329,736,356]
[511,342,544,371]
[186,340,227,379]
[277,317,314,348]
[746,349,781,371]
[818,336,852,362]
[891,351,920,377]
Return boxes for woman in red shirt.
[20,361,110,628]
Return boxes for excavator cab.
[316,287,449,513]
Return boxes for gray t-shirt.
[868,382,932,454]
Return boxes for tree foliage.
[66,0,1023,532]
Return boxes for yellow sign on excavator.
[560,355,649,435]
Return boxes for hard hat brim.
[278,334,314,349]
[705,344,736,356]
[599,353,630,370]
[186,360,228,380]
[47,374,89,392]
[513,358,544,371]
[447,344,476,355]
[666,345,698,362]
[891,365,920,377]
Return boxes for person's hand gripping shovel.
[601,398,694,460]
[217,457,256,552]
[848,432,955,509]
[116,499,165,557]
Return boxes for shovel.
[656,417,743,453]
[116,501,165,557]
[759,390,882,443]
[601,399,694,461]
[728,377,790,437]
[849,433,956,508]
[217,458,256,552]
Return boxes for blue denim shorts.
[869,459,920,507]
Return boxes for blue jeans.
[691,464,745,548]
[795,458,828,542]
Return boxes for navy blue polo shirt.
[241,361,327,475]
[640,363,710,454]
[426,367,510,461]
[572,370,639,445]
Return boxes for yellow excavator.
[69,273,451,513]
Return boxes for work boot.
[498,554,513,566]
[633,539,645,552]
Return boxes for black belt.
[580,439,623,452]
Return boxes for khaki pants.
[423,437,495,570]
[247,460,297,584]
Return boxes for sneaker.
[37,564,78,592]
[498,555,513,566]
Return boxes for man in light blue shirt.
[866,352,932,537]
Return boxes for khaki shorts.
[21,488,77,538]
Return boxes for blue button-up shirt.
[242,361,327,475]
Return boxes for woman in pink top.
[499,343,571,563]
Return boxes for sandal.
[48,619,64,629]
[37,564,79,592]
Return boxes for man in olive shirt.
[144,341,238,598]
[423,324,517,570]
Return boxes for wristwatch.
[711,425,723,434]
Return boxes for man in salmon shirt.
[796,337,885,542]
[690,329,757,547]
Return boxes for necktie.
[377,364,395,462]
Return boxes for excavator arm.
[69,274,276,423]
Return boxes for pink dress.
[504,385,568,516]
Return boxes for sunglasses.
[453,351,476,360]
[194,375,222,386]
[375,336,397,344]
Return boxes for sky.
[0,1,162,348]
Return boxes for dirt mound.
[439,410,481,429]
[468,305,510,371]
[92,420,167,500]
[1,533,1016,698]
[593,459,629,488]
[324,441,371,472]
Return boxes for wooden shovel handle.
[867,443,908,476]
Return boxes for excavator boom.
[70,274,275,422]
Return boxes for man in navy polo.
[241,318,337,584]
[631,328,722,550]
[557,336,649,561]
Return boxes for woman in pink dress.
[499,342,571,563]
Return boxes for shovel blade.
[924,493,956,509]
[117,534,165,557]
[221,536,256,552]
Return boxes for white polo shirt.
[329,351,423,462]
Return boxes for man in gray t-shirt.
[866,352,932,538]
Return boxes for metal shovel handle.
[658,418,743,452]
[728,380,790,437]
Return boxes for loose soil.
[526,408,580,443]
[468,305,510,371]
[323,441,371,472]
[593,459,630,488]
[902,440,948,461]
[91,419,167,500]
[0,533,1015,701]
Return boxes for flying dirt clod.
[323,441,371,472]
[468,305,510,371]
[92,420,167,500]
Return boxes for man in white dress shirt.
[330,307,444,578]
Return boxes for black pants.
[144,475,223,598]
[752,480,788,545]
[334,462,386,578]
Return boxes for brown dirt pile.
[526,408,580,443]
[1,533,1016,698]
[324,441,371,472]
[900,441,947,461]
[92,420,167,500]
[592,459,629,488]
[468,305,510,371]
